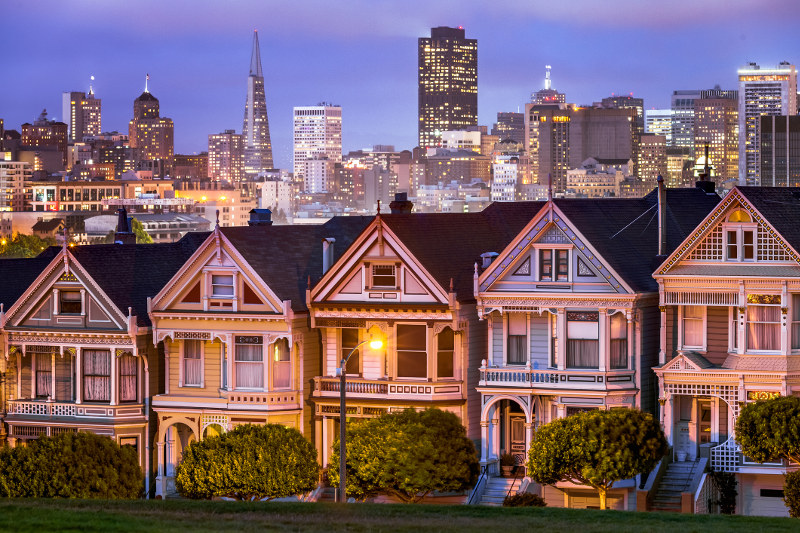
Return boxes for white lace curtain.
[35,352,52,398]
[682,306,704,348]
[83,350,110,402]
[272,339,291,389]
[119,354,137,402]
[235,344,263,389]
[183,340,202,386]
[610,313,628,369]
[747,305,781,351]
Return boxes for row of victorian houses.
[0,184,798,516]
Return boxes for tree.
[527,409,668,510]
[0,232,56,258]
[736,396,800,517]
[328,408,479,503]
[0,432,142,498]
[130,218,153,244]
[175,424,319,500]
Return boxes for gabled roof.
[554,188,720,292]
[31,218,65,233]
[221,216,372,312]
[381,201,546,302]
[0,254,56,311]
[736,187,800,253]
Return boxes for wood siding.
[639,304,660,416]
[297,314,319,439]
[530,315,549,369]
[706,306,730,366]
[491,314,503,366]
[461,303,486,443]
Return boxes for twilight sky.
[1,0,798,169]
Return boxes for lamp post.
[338,335,383,503]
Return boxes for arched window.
[272,338,291,389]
[437,328,455,379]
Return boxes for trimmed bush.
[175,424,319,500]
[0,431,142,498]
[503,492,547,507]
[784,471,800,518]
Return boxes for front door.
[509,415,525,465]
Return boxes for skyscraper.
[242,30,274,176]
[491,112,525,144]
[293,104,342,193]
[671,90,702,154]
[62,82,101,143]
[208,130,244,183]
[531,66,566,105]
[418,26,477,149]
[645,109,673,145]
[128,80,174,177]
[760,115,800,187]
[21,109,68,166]
[694,88,738,188]
[738,62,797,185]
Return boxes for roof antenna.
[89,75,95,96]
[547,173,553,201]
[145,73,150,93]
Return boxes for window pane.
[507,335,526,364]
[119,354,138,402]
[746,305,781,351]
[341,328,360,374]
[743,231,754,260]
[397,324,427,378]
[726,230,737,260]
[83,350,110,402]
[235,344,263,388]
[567,339,598,368]
[183,340,201,386]
[437,328,454,378]
[540,250,552,281]
[36,352,52,398]
[211,274,234,296]
[556,250,568,281]
[372,265,396,287]
[793,295,800,350]
[60,291,81,314]
[272,339,291,389]
[397,324,426,350]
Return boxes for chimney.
[114,207,136,245]
[389,192,414,214]
[322,238,335,274]
[480,252,499,269]
[247,208,273,226]
[657,175,667,257]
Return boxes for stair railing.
[505,465,523,502]
[466,464,490,505]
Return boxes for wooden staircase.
[651,460,702,512]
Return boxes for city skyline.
[2,0,798,170]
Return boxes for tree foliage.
[130,218,153,244]
[527,409,668,509]
[0,431,142,498]
[0,232,56,258]
[175,424,319,500]
[328,408,479,503]
[736,396,800,517]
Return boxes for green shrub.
[175,424,319,500]
[784,470,800,518]
[709,470,737,515]
[503,492,547,507]
[0,431,142,498]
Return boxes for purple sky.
[2,0,798,169]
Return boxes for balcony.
[6,399,145,420]
[478,366,636,391]
[312,376,463,402]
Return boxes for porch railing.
[7,399,144,419]
[313,377,462,398]
[479,367,636,389]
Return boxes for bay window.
[507,313,527,365]
[272,338,291,389]
[83,349,110,402]
[746,295,781,352]
[234,336,263,389]
[119,354,138,402]
[397,324,427,378]
[610,313,628,369]
[566,312,598,369]
[682,306,704,349]
[436,327,455,379]
[183,340,202,387]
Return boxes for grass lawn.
[0,499,795,533]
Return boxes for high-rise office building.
[418,26,477,149]
[671,90,702,154]
[62,84,101,143]
[491,112,525,144]
[208,130,244,183]
[531,66,566,105]
[760,115,800,187]
[637,133,667,187]
[694,89,738,188]
[645,109,673,145]
[293,104,342,193]
[128,82,174,177]
[21,109,68,166]
[738,62,798,185]
[601,95,644,175]
[242,30,274,176]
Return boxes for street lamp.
[337,335,384,503]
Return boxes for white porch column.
[109,348,117,405]
[626,310,634,369]
[491,416,500,459]
[226,336,234,391]
[75,349,82,404]
[556,309,566,370]
[598,309,607,371]
[480,421,489,463]
[50,352,56,398]
[156,441,165,498]
[524,422,534,456]
[659,306,667,365]
[663,395,674,444]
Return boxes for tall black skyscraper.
[418,26,477,149]
[243,30,274,175]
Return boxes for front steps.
[478,475,523,506]
[651,460,702,512]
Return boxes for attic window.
[59,291,82,314]
[371,265,396,288]
[211,274,234,298]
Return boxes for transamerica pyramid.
[242,30,274,175]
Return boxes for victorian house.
[475,184,720,510]
[0,231,202,494]
[308,203,535,467]
[654,187,800,517]
[147,213,369,497]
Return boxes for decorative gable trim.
[657,188,800,275]
[661,352,707,372]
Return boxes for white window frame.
[210,273,235,298]
[370,264,397,289]
[723,224,756,262]
[270,338,292,390]
[744,296,782,354]
[792,294,800,353]
[728,306,739,353]
[536,246,571,282]
[180,339,204,388]
[678,305,707,352]
[395,322,428,380]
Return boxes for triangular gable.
[150,229,284,314]
[660,351,712,372]
[312,218,449,305]
[6,250,126,331]
[657,188,800,275]
[479,203,631,294]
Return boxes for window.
[610,313,628,369]
[60,290,81,314]
[397,324,427,378]
[341,328,361,375]
[83,350,110,402]
[507,313,527,365]
[183,340,202,387]
[725,210,756,262]
[372,265,396,288]
[272,338,291,389]
[539,249,568,281]
[119,354,138,402]
[119,436,138,454]
[566,312,598,369]
[211,274,234,297]
[682,306,704,348]
[746,295,781,351]
[437,328,455,378]
[234,336,263,389]
[35,352,52,398]
[793,295,800,350]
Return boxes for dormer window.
[211,274,234,298]
[59,290,82,314]
[371,265,396,288]
[724,209,756,262]
[539,249,568,281]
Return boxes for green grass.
[0,499,795,533]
